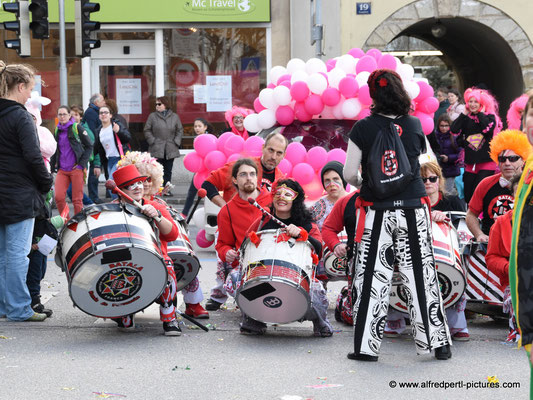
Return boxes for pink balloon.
[183,152,204,173]
[356,56,378,74]
[377,54,396,70]
[243,136,265,157]
[227,153,242,163]
[292,162,315,185]
[267,83,275,89]
[290,81,310,102]
[194,134,218,158]
[302,174,324,201]
[366,48,382,62]
[196,229,214,248]
[415,81,434,102]
[279,80,291,88]
[358,85,372,106]
[285,142,307,165]
[254,97,266,113]
[277,74,291,85]
[327,148,346,164]
[326,60,336,72]
[193,170,209,190]
[414,111,435,135]
[203,150,227,171]
[338,76,359,98]
[217,132,235,152]
[305,146,328,171]
[294,102,312,122]
[321,88,341,106]
[304,94,324,115]
[278,158,293,176]
[418,96,439,114]
[357,107,371,120]
[319,72,329,82]
[348,48,365,58]
[224,135,245,156]
[276,105,295,126]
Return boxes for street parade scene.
[2,0,533,399]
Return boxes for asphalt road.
[0,224,530,400]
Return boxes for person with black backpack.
[343,69,452,361]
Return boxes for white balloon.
[336,54,357,74]
[306,73,328,95]
[355,71,371,87]
[305,58,327,75]
[286,58,306,74]
[404,80,420,100]
[327,67,347,89]
[258,109,277,130]
[320,105,335,119]
[290,69,309,84]
[394,56,402,71]
[258,88,277,109]
[332,101,345,119]
[243,114,260,132]
[273,85,292,106]
[342,98,362,119]
[192,207,205,229]
[269,65,287,85]
[397,63,415,81]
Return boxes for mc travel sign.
[0,0,270,23]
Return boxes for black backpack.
[366,119,413,199]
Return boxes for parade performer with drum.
[466,129,528,243]
[117,151,209,319]
[385,161,470,341]
[111,164,182,336]
[343,69,451,361]
[245,179,333,337]
[209,158,272,312]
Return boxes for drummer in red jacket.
[112,164,182,336]
[201,131,287,206]
[206,158,272,311]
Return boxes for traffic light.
[3,0,31,57]
[75,0,101,57]
[29,0,49,40]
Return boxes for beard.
[241,182,256,194]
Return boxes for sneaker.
[163,319,182,336]
[312,319,333,338]
[384,330,400,338]
[115,315,135,332]
[506,329,519,343]
[93,198,104,204]
[205,299,223,311]
[347,352,378,361]
[25,312,47,322]
[452,332,470,342]
[185,303,209,319]
[32,303,53,318]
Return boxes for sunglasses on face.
[422,176,438,183]
[273,185,298,202]
[155,103,162,106]
[498,155,521,163]
[124,181,143,191]
[143,177,152,183]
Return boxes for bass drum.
[55,203,168,318]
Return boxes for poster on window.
[206,75,232,112]
[116,78,142,114]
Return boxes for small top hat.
[112,164,147,189]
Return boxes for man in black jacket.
[83,93,105,203]
[0,62,53,321]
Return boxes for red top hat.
[112,164,147,189]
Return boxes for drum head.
[69,246,168,318]
[324,252,348,281]
[172,253,201,291]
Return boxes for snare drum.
[390,220,466,311]
[236,229,315,324]
[464,242,504,305]
[323,231,348,281]
[55,203,168,318]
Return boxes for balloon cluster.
[243,48,439,135]
[183,132,266,189]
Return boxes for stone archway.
[363,0,533,116]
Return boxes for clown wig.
[507,94,529,130]
[463,87,502,134]
[489,129,531,164]
[117,151,164,196]
[224,105,254,139]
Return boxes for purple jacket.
[435,130,463,178]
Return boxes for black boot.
[434,344,452,360]
[347,352,378,361]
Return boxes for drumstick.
[186,188,207,225]
[247,197,289,229]
[105,180,161,222]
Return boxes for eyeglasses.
[233,116,244,121]
[273,185,298,202]
[144,177,152,183]
[237,171,257,178]
[439,124,450,128]
[57,113,69,117]
[99,111,110,115]
[124,181,143,191]
[498,155,521,163]
[422,176,438,183]
[155,103,162,106]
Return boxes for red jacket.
[145,198,179,260]
[204,156,285,202]
[322,192,358,251]
[486,210,513,287]
[215,187,272,263]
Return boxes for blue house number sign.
[356,3,371,15]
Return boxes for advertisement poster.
[116,78,142,114]
[206,75,232,112]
